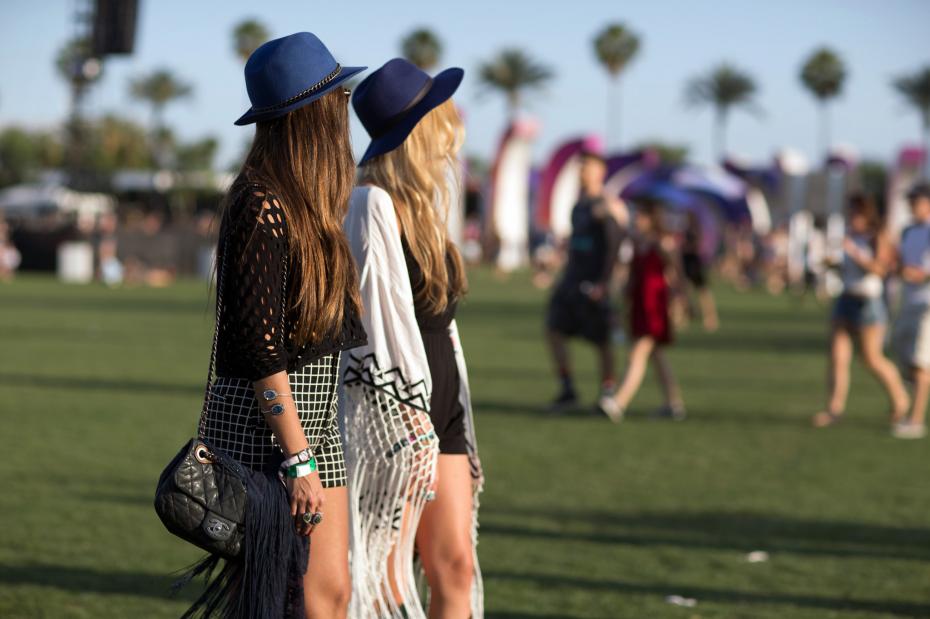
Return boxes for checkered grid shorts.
[200,353,346,487]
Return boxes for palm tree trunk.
[608,74,621,151]
[923,119,930,180]
[714,108,727,162]
[507,91,520,122]
[820,101,831,161]
[153,105,167,170]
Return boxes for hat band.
[250,64,343,114]
[370,78,434,138]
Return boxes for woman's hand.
[843,237,866,263]
[287,471,325,536]
[902,265,929,285]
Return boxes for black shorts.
[423,331,468,454]
[682,253,707,288]
[546,283,611,344]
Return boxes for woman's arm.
[252,372,322,536]
[251,373,309,455]
[659,235,683,290]
[844,233,890,277]
[343,187,435,445]
[224,189,322,534]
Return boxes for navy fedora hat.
[353,58,464,165]
[235,32,365,126]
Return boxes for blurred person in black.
[545,149,625,411]
[681,211,719,331]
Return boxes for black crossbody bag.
[153,234,289,560]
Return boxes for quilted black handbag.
[154,438,248,559]
[153,235,288,560]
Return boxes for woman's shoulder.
[226,181,287,237]
[349,185,398,228]
[350,185,394,212]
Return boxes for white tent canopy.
[0,183,114,223]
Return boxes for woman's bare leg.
[814,323,855,427]
[304,486,351,619]
[415,454,474,619]
[910,368,930,425]
[698,288,719,332]
[827,325,853,413]
[858,323,910,420]
[651,347,683,409]
[613,337,656,409]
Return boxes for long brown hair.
[636,199,666,237]
[848,192,884,236]
[229,89,361,345]
[359,99,467,314]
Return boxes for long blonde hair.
[229,89,362,345]
[360,99,467,313]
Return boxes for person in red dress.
[599,200,685,421]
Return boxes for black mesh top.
[214,182,367,381]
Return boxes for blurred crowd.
[535,147,930,439]
[0,203,216,287]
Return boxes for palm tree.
[401,28,442,71]
[129,70,193,167]
[478,49,553,118]
[56,37,104,176]
[55,37,103,97]
[592,23,640,149]
[893,66,930,178]
[232,19,270,63]
[800,47,846,158]
[685,63,760,159]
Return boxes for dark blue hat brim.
[358,67,464,166]
[234,65,366,126]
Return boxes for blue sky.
[2,0,928,169]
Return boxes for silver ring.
[301,512,314,524]
[425,490,437,502]
[309,512,323,526]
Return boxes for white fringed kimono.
[341,186,484,619]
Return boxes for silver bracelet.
[262,389,294,402]
[262,402,287,416]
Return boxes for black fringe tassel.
[174,456,309,618]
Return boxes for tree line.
[2,18,928,190]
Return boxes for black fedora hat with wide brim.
[354,62,464,166]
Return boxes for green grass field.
[1,270,928,619]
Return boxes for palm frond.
[593,23,640,77]
[893,66,930,127]
[685,63,760,116]
[232,19,270,62]
[800,47,846,101]
[477,49,553,98]
[401,28,442,70]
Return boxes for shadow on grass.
[486,612,592,619]
[0,372,201,397]
[480,508,930,562]
[0,563,198,602]
[676,330,827,354]
[78,491,154,507]
[2,294,211,316]
[484,570,930,617]
[470,397,825,429]
[0,325,110,343]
